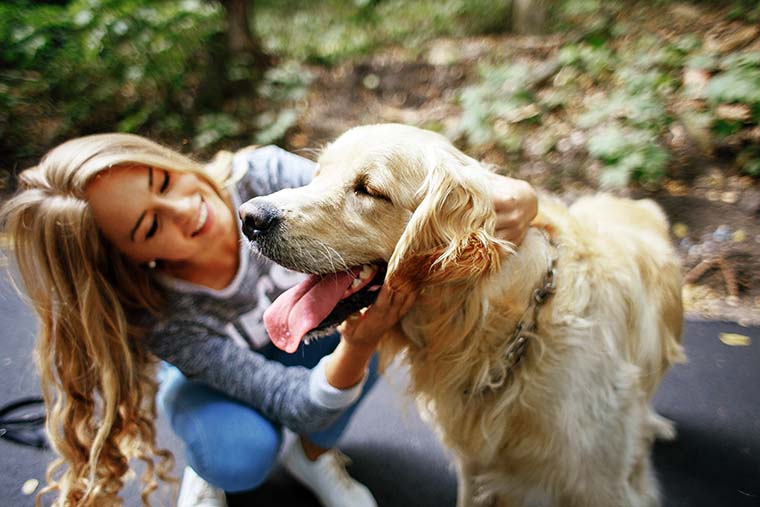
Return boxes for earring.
[147,260,157,269]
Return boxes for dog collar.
[467,230,558,396]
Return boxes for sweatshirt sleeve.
[234,145,316,201]
[143,321,366,434]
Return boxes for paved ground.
[1,266,758,506]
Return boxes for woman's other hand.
[338,284,417,351]
[485,173,538,246]
[325,285,417,389]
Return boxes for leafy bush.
[0,0,224,167]
[253,62,313,145]
[700,51,760,175]
[2,0,513,178]
[459,62,540,151]
[255,0,509,65]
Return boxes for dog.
[239,123,685,507]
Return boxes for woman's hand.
[339,284,417,351]
[325,285,417,389]
[485,173,538,246]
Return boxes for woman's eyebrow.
[129,167,152,242]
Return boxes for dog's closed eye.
[353,176,391,203]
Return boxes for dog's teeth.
[359,264,374,280]
[350,278,362,289]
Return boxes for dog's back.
[566,194,686,395]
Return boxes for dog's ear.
[387,160,508,290]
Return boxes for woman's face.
[85,165,234,265]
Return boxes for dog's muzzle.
[239,199,282,241]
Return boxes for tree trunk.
[218,0,272,67]
[511,0,552,35]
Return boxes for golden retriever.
[239,124,685,507]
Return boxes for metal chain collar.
[465,233,558,396]
[502,233,558,375]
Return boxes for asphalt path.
[1,267,758,506]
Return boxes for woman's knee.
[157,366,284,491]
[186,418,283,492]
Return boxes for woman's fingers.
[339,284,418,347]
[487,175,538,246]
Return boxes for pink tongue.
[264,269,360,352]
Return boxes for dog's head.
[239,124,507,352]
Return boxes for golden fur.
[248,123,685,507]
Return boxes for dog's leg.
[628,453,662,507]
[559,486,637,507]
[456,462,500,507]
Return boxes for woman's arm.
[144,324,356,434]
[234,145,316,201]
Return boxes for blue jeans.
[157,333,379,492]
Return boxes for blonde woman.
[1,133,537,507]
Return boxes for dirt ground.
[280,30,760,326]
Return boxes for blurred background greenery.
[1,0,759,189]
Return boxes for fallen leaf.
[665,180,689,196]
[21,479,39,496]
[732,229,746,243]
[672,222,689,239]
[721,191,739,204]
[719,333,751,347]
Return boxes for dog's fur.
[245,124,685,507]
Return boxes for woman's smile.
[85,164,236,265]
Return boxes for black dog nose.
[239,199,281,240]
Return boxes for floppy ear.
[387,160,508,291]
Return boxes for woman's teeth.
[193,201,208,234]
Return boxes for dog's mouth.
[263,263,387,352]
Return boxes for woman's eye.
[145,215,158,239]
[159,170,170,193]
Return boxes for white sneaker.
[177,466,227,507]
[281,439,377,507]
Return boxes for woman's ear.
[387,161,508,291]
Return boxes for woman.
[1,133,537,507]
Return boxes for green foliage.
[587,126,669,186]
[460,63,539,151]
[194,113,243,151]
[254,62,313,145]
[557,43,615,80]
[701,51,760,176]
[254,0,509,65]
[1,0,224,164]
[2,0,513,171]
[706,53,760,107]
[459,28,688,187]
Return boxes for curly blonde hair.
[1,134,233,506]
